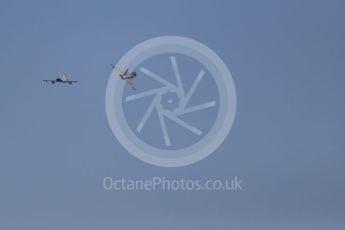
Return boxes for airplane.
[43,73,78,85]
[112,64,137,90]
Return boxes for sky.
[0,0,344,229]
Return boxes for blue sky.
[0,0,344,229]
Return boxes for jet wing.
[115,68,123,75]
[126,78,134,85]
[126,78,136,90]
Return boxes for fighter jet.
[43,73,78,85]
[112,64,137,90]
